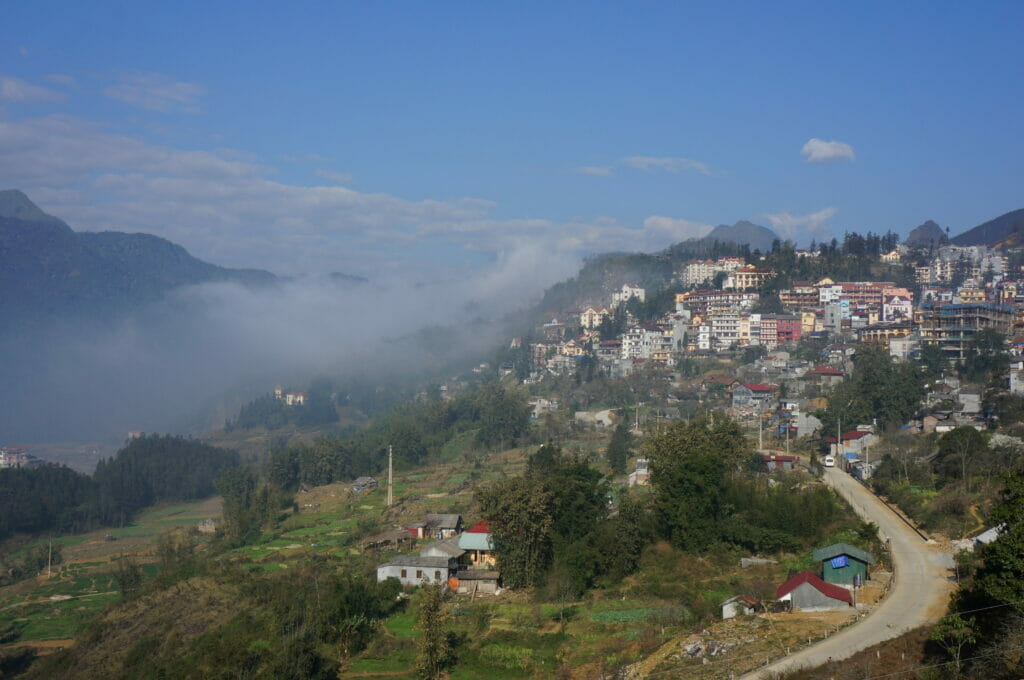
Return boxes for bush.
[479,643,535,670]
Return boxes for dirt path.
[739,467,955,679]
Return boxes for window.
[434,571,441,580]
[416,570,422,578]
[400,569,407,578]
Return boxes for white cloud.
[763,206,838,240]
[642,215,712,241]
[103,71,204,113]
[622,155,712,176]
[44,74,77,88]
[0,115,715,277]
[316,169,354,184]
[575,165,613,177]
[801,138,855,163]
[0,74,65,103]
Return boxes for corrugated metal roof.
[811,542,877,565]
[458,531,494,551]
[775,570,852,604]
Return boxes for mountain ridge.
[0,189,277,328]
[951,208,1024,247]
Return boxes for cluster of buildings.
[722,542,878,617]
[273,386,308,406]
[373,513,500,595]
[521,240,1024,386]
[0,445,41,469]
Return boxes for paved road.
[741,466,954,679]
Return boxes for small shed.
[454,569,501,596]
[812,543,876,585]
[352,476,378,493]
[376,556,454,587]
[362,529,413,552]
[763,454,798,472]
[973,525,1004,548]
[721,595,759,619]
[776,570,853,611]
[409,513,463,539]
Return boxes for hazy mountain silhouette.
[0,189,276,328]
[904,219,946,246]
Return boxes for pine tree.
[606,421,632,474]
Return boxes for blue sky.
[1,1,1022,278]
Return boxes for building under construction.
[918,302,1014,359]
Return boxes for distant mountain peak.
[904,219,946,246]
[705,221,778,251]
[0,189,67,226]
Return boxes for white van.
[823,455,836,468]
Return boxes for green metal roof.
[812,542,876,565]
[458,531,494,551]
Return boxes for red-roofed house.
[731,383,776,409]
[702,375,740,391]
[775,570,852,611]
[804,365,845,388]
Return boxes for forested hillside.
[0,435,239,540]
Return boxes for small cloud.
[282,153,331,163]
[801,138,855,163]
[575,166,614,177]
[0,74,64,103]
[643,215,713,241]
[104,71,204,113]
[763,206,838,240]
[44,74,77,88]
[316,169,354,185]
[622,155,712,176]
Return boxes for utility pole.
[758,408,763,451]
[47,537,52,577]
[387,445,393,507]
[837,414,842,460]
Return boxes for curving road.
[741,465,955,679]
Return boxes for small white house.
[376,556,454,587]
[721,595,758,619]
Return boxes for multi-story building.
[724,265,773,291]
[612,283,646,305]
[780,282,820,310]
[675,290,758,315]
[919,302,1015,358]
[579,306,611,329]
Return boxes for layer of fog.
[0,245,578,445]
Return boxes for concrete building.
[376,556,454,587]
[776,570,853,611]
[919,302,1014,359]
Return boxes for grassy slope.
[2,437,876,679]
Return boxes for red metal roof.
[466,520,490,534]
[775,570,852,604]
[742,384,775,392]
[810,365,844,376]
[842,430,871,440]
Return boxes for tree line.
[0,434,239,540]
[264,381,533,494]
